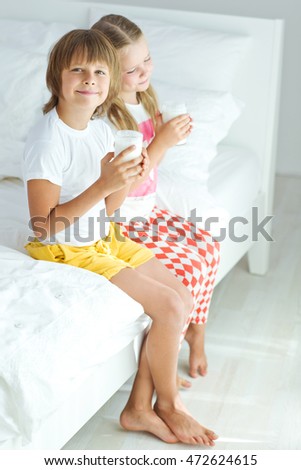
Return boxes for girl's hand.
[155,113,193,149]
[139,147,149,178]
[99,147,145,193]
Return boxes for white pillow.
[153,80,243,181]
[0,19,77,180]
[0,141,25,181]
[0,179,30,252]
[0,45,49,144]
[89,8,251,91]
[156,171,230,237]
[0,19,76,54]
[154,82,240,232]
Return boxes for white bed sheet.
[0,180,149,444]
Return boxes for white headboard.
[0,0,284,212]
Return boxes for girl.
[91,15,221,381]
[23,29,218,446]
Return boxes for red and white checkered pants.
[119,206,220,343]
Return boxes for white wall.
[1,0,300,176]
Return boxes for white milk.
[114,130,143,161]
[161,102,188,145]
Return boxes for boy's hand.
[99,147,145,193]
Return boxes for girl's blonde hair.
[43,28,120,118]
[91,14,159,130]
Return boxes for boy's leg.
[120,219,208,385]
[111,258,218,445]
[147,207,221,378]
[119,334,179,443]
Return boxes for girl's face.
[120,35,153,103]
[60,54,111,115]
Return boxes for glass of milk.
[161,101,188,145]
[114,130,143,162]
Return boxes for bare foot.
[154,399,218,446]
[185,323,208,378]
[120,406,178,443]
[177,375,192,389]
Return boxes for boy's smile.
[57,59,110,129]
[76,90,100,96]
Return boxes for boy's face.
[60,55,111,112]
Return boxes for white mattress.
[0,179,149,445]
[208,144,261,217]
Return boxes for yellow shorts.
[25,222,154,280]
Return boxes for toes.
[195,429,218,447]
[189,361,208,378]
[206,430,219,446]
[196,433,216,447]
[201,435,212,446]
[165,434,179,444]
[189,365,198,378]
[194,435,205,445]
[207,429,219,440]
[178,377,192,389]
[182,435,201,445]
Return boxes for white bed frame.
[0,0,284,449]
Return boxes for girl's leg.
[111,259,218,445]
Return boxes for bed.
[0,0,283,449]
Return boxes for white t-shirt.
[23,108,114,246]
[103,103,158,222]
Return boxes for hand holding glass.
[114,130,143,162]
[161,101,188,145]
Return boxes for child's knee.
[182,288,194,319]
[160,289,187,329]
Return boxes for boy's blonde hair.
[43,29,120,118]
[91,15,159,130]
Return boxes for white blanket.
[0,245,146,444]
